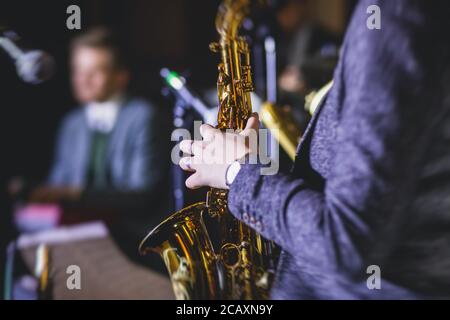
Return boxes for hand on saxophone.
[179,113,260,190]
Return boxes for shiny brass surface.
[139,0,276,300]
[304,81,334,116]
[260,102,302,161]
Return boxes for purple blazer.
[229,0,450,299]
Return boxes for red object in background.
[14,204,62,232]
[14,203,117,233]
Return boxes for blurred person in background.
[10,27,171,260]
[276,0,340,94]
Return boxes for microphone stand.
[245,9,281,163]
[172,97,189,212]
[160,68,214,212]
[0,35,22,60]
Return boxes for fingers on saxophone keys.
[179,157,195,172]
[180,140,194,155]
[180,140,205,156]
[241,112,260,135]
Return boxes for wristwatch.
[225,161,242,187]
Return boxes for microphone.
[0,29,55,84]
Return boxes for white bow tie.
[85,99,121,133]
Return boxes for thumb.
[241,113,260,136]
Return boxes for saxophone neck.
[211,0,254,131]
[216,0,250,39]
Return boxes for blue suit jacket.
[229,0,450,299]
[48,97,167,192]
[47,97,171,255]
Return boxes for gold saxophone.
[139,0,277,300]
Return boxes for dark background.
[0,0,355,190]
[0,0,222,184]
[0,0,353,298]
[0,0,224,298]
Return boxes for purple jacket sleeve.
[228,0,450,276]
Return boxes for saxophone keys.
[209,42,221,53]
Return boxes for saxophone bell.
[139,202,222,300]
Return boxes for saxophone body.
[139,0,276,300]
